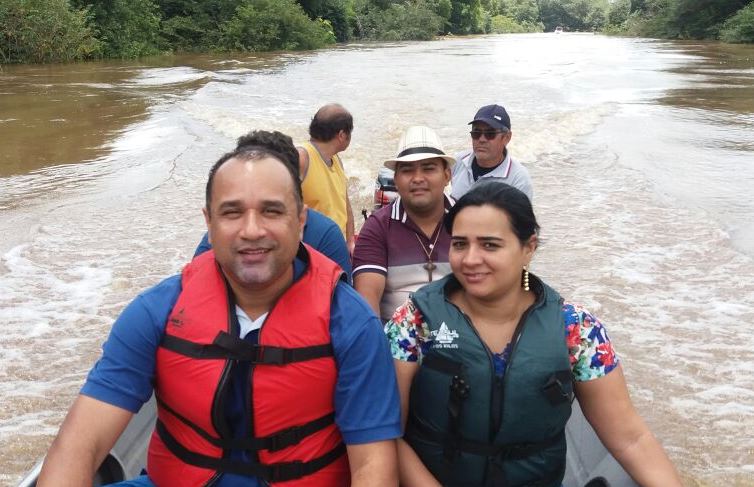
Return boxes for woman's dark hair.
[445,181,539,245]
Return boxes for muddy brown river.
[1,34,753,486]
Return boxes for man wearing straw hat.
[353,126,455,322]
[452,104,533,201]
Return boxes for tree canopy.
[2,0,752,63]
[622,0,753,40]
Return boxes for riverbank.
[1,34,754,485]
[4,0,751,66]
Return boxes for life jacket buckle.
[443,443,459,463]
[444,375,470,465]
[542,371,572,405]
[450,375,470,399]
[257,346,291,365]
[268,424,303,452]
[269,460,303,482]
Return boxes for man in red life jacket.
[39,131,401,487]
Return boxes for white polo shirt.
[451,150,533,202]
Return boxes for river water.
[1,34,753,486]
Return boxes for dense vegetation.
[616,0,754,42]
[1,0,752,64]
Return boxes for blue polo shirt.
[82,254,398,486]
[194,208,351,281]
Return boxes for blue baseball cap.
[468,104,511,131]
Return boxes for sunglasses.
[469,130,506,140]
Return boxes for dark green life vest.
[406,274,573,487]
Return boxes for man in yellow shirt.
[298,104,355,253]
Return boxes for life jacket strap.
[160,331,333,365]
[407,419,564,460]
[484,456,566,487]
[422,354,463,375]
[156,420,346,481]
[440,465,564,487]
[445,374,471,462]
[418,354,468,463]
[157,396,335,452]
[542,370,573,405]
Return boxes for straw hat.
[383,126,456,170]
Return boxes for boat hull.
[18,396,636,486]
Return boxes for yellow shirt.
[301,142,348,236]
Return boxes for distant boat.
[555,26,564,34]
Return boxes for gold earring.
[523,266,530,292]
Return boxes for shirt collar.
[390,194,455,222]
[468,150,513,179]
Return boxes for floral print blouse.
[384,298,619,382]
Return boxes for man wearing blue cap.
[451,104,533,201]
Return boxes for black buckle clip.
[450,375,470,399]
[268,425,302,452]
[542,374,569,405]
[257,346,290,365]
[270,460,303,482]
[498,442,529,460]
[443,443,459,463]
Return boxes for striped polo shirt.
[353,196,454,321]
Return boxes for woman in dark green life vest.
[384,181,681,487]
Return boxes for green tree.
[219,0,336,51]
[74,0,162,58]
[489,14,530,32]
[626,0,751,39]
[508,0,541,23]
[537,0,565,30]
[0,0,100,63]
[434,0,452,21]
[630,0,647,13]
[418,0,453,32]
[298,0,356,41]
[607,0,631,26]
[480,0,501,16]
[584,0,608,29]
[672,0,750,38]
[719,1,754,43]
[449,0,485,33]
[156,0,239,50]
[537,0,607,31]
[157,0,238,20]
[354,0,444,40]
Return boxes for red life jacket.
[147,245,349,486]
